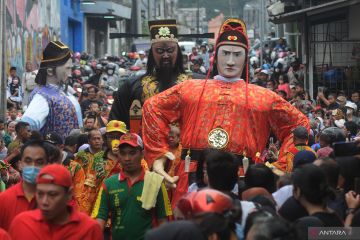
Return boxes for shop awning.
[80,0,131,19]
[269,0,360,24]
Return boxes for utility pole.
[229,0,233,17]
[259,0,265,66]
[0,0,6,121]
[196,0,199,34]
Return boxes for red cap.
[118,133,144,149]
[192,189,233,216]
[176,192,197,219]
[177,189,233,217]
[36,164,72,188]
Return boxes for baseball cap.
[36,164,72,188]
[106,120,128,134]
[260,69,269,75]
[119,133,144,149]
[292,126,309,140]
[138,50,145,55]
[336,96,346,103]
[345,102,358,111]
[293,150,317,169]
[44,132,63,145]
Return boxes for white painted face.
[55,58,72,84]
[216,45,246,79]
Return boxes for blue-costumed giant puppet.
[22,41,83,139]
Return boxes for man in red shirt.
[0,140,49,230]
[9,164,103,239]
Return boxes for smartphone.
[269,137,274,145]
[333,142,360,157]
[318,86,324,93]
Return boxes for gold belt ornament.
[84,173,97,188]
[208,127,229,149]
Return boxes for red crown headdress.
[215,18,249,50]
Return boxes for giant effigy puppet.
[142,18,310,205]
[22,41,83,138]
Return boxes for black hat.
[39,41,72,69]
[35,41,72,85]
[148,19,178,44]
[44,132,63,145]
[292,126,309,140]
[109,19,214,41]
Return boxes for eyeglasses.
[155,47,176,54]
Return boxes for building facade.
[268,0,360,97]
[5,0,61,76]
[81,0,132,57]
[176,7,207,35]
[60,0,84,53]
[207,14,224,45]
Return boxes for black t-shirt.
[311,212,343,227]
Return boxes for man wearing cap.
[22,41,83,139]
[0,140,49,231]
[92,133,171,240]
[8,164,103,239]
[142,18,309,200]
[134,50,148,69]
[258,69,269,87]
[43,132,85,207]
[280,126,316,172]
[103,120,128,177]
[44,131,71,165]
[109,19,188,128]
[345,102,360,125]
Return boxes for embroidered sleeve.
[142,83,183,167]
[269,97,310,172]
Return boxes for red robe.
[142,79,309,198]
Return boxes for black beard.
[156,66,177,92]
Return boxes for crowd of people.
[0,17,360,240]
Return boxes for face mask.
[22,166,41,184]
[13,79,19,85]
[107,70,114,75]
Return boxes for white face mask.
[107,69,114,75]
